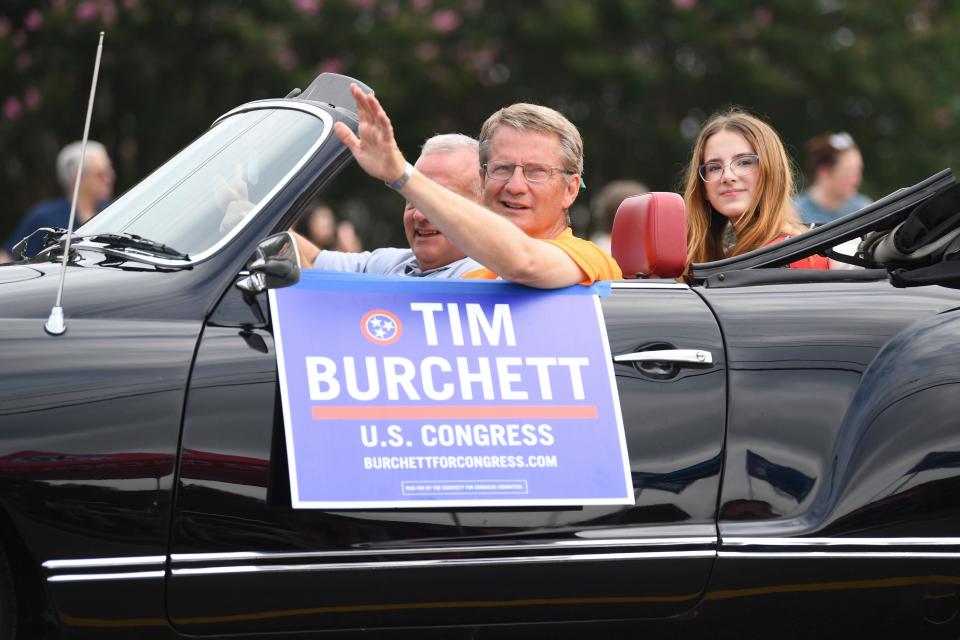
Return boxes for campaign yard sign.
[270,271,632,509]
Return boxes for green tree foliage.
[2,0,958,246]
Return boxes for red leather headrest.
[611,192,687,279]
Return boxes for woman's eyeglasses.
[698,154,760,182]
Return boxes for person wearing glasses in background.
[793,131,871,226]
[1,140,114,263]
[682,109,828,270]
[334,85,622,288]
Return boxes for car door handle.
[613,349,713,365]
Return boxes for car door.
[166,278,726,635]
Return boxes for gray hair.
[419,133,481,200]
[56,140,107,192]
[421,133,479,156]
[478,103,584,175]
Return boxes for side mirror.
[236,231,301,293]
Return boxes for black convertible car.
[1,73,959,639]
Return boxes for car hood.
[0,252,207,321]
[0,265,43,285]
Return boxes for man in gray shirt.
[295,134,484,278]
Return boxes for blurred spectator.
[793,132,871,226]
[1,141,114,263]
[334,219,362,253]
[295,202,362,253]
[590,179,649,253]
[296,203,336,249]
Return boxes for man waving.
[335,85,621,288]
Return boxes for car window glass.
[79,108,325,258]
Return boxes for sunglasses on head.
[828,132,855,151]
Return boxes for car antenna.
[45,31,105,336]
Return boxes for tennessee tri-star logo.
[360,309,402,345]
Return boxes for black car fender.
[819,307,960,533]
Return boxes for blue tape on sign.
[299,269,611,297]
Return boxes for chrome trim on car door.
[720,537,960,558]
[723,537,960,547]
[720,552,960,559]
[48,570,165,583]
[172,550,717,577]
[42,555,166,570]
[611,281,690,290]
[171,537,717,564]
[42,555,168,584]
[613,349,713,365]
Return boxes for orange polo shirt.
[461,228,623,284]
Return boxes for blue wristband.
[385,162,414,190]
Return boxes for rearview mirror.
[236,231,301,293]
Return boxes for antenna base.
[44,306,66,335]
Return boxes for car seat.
[610,192,687,279]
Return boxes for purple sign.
[270,271,632,508]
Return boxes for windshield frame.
[69,100,335,268]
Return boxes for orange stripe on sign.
[312,405,598,421]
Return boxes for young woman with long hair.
[682,109,826,268]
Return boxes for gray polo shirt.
[313,248,484,278]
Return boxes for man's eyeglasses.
[483,162,573,183]
[698,154,760,182]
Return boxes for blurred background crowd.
[1,0,958,251]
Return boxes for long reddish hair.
[683,110,798,265]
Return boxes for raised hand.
[213,163,256,234]
[213,164,250,211]
[333,84,408,185]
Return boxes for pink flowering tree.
[2,0,959,248]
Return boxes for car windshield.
[79,107,326,259]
